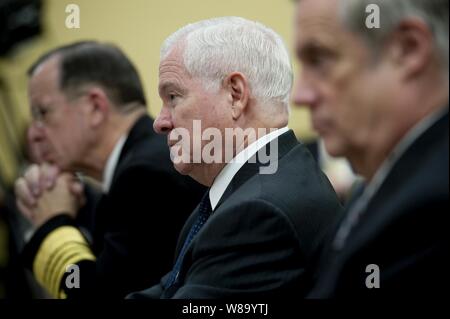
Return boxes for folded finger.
[15,178,37,207]
[24,164,41,196]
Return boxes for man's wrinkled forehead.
[158,55,189,94]
[29,53,61,83]
[28,57,61,101]
[295,0,348,49]
[158,41,189,75]
[159,54,185,77]
[295,0,341,30]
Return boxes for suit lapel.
[214,130,299,210]
[109,115,155,187]
[172,130,299,279]
[334,109,449,256]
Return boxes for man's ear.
[85,87,110,127]
[223,72,250,120]
[387,18,434,80]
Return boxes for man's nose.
[27,123,46,163]
[153,106,173,134]
[28,122,45,143]
[291,75,319,110]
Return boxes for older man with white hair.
[130,17,342,299]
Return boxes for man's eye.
[306,53,328,67]
[303,52,336,77]
[34,108,48,118]
[168,94,180,102]
[300,45,336,69]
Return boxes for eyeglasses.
[30,104,57,127]
[30,91,88,127]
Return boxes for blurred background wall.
[0,0,316,188]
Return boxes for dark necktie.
[164,190,212,289]
[332,182,366,250]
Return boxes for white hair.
[161,17,293,109]
[340,0,449,80]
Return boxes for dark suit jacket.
[309,110,449,298]
[129,130,342,299]
[23,115,206,298]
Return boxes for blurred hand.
[14,164,85,227]
[33,173,81,228]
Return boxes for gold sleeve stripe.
[50,250,95,298]
[33,226,87,282]
[44,241,93,289]
[33,227,85,287]
[44,242,86,288]
[33,226,96,298]
[53,252,95,299]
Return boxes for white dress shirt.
[209,127,289,210]
[102,135,128,193]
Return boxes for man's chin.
[43,156,58,166]
[44,156,69,171]
[173,162,191,176]
[323,138,346,158]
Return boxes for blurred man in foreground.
[293,0,449,297]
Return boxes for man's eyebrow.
[158,82,184,96]
[31,102,45,110]
[159,82,174,94]
[297,40,322,53]
[296,40,335,57]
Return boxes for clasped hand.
[14,164,85,228]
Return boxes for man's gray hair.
[340,0,449,78]
[161,17,293,109]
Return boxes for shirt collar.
[102,134,128,193]
[209,126,289,210]
[362,106,448,203]
[333,106,449,249]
